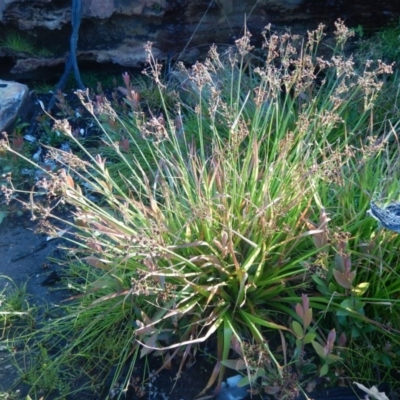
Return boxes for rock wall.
[0,0,399,78]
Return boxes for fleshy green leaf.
[337,299,365,316]
[312,341,326,358]
[303,332,316,344]
[320,363,329,377]
[351,282,370,296]
[328,282,337,293]
[326,354,342,362]
[292,321,304,339]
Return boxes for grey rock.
[1,0,399,76]
[0,79,31,134]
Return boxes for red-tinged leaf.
[303,308,313,329]
[302,293,309,311]
[333,270,352,289]
[327,329,336,348]
[343,254,352,272]
[65,174,74,189]
[348,271,356,284]
[11,134,24,151]
[295,303,304,319]
[310,229,328,249]
[305,208,331,249]
[338,332,347,347]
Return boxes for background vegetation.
[1,19,400,400]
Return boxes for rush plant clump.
[3,20,400,399]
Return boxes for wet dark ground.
[0,214,67,398]
[0,213,214,400]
